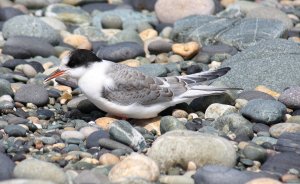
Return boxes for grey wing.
[103,64,175,106]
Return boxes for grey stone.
[96,42,145,62]
[279,87,300,109]
[74,170,110,184]
[15,0,62,9]
[241,99,286,125]
[99,138,134,153]
[73,26,107,42]
[147,130,236,172]
[109,29,143,45]
[14,159,67,184]
[238,90,275,101]
[252,136,277,146]
[45,4,90,25]
[109,120,147,151]
[0,152,15,181]
[212,113,253,139]
[243,144,267,162]
[172,15,286,50]
[92,9,158,30]
[4,125,26,137]
[2,15,60,45]
[14,84,49,106]
[2,36,55,59]
[193,165,271,184]
[0,7,24,21]
[86,130,109,148]
[218,39,300,92]
[101,14,123,29]
[0,79,13,97]
[269,123,300,138]
[137,64,168,77]
[275,132,300,154]
[0,179,55,184]
[160,116,187,134]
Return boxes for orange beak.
[44,69,66,82]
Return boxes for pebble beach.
[0,0,300,183]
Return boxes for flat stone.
[2,36,55,59]
[269,123,300,138]
[109,120,147,151]
[4,125,27,137]
[218,39,300,92]
[14,84,49,106]
[0,152,15,180]
[275,132,300,154]
[147,130,236,172]
[238,91,275,101]
[241,99,286,125]
[2,15,60,45]
[108,153,159,183]
[14,159,67,184]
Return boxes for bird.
[45,49,239,119]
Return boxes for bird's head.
[44,49,101,82]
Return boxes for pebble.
[99,138,134,153]
[131,117,161,135]
[2,59,27,70]
[2,15,60,45]
[278,86,300,109]
[147,130,236,172]
[95,117,117,131]
[63,34,92,50]
[99,153,120,165]
[243,144,267,162]
[238,90,275,101]
[205,103,237,120]
[269,123,300,138]
[86,130,109,149]
[275,132,300,154]
[101,14,122,29]
[0,152,15,180]
[61,131,85,141]
[160,116,187,134]
[109,120,147,151]
[79,126,99,138]
[96,42,145,62]
[139,29,158,41]
[0,7,24,21]
[108,153,159,183]
[261,152,300,176]
[0,79,14,97]
[241,99,286,125]
[39,17,67,31]
[245,178,282,184]
[172,41,200,59]
[14,159,67,184]
[74,170,110,184]
[252,136,277,146]
[0,179,56,184]
[4,125,27,137]
[3,36,55,59]
[14,84,49,106]
[155,0,215,23]
[148,39,172,55]
[159,175,194,184]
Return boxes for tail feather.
[179,85,242,98]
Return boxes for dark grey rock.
[241,99,286,125]
[28,61,45,73]
[0,152,15,181]
[172,15,286,50]
[148,40,172,55]
[243,144,267,162]
[128,0,157,11]
[74,170,110,184]
[101,14,123,29]
[2,15,60,45]
[7,116,28,124]
[190,94,235,112]
[86,130,109,149]
[201,44,238,56]
[160,116,186,134]
[137,64,167,77]
[55,78,77,89]
[252,136,277,146]
[252,123,270,133]
[238,90,275,101]
[96,42,145,62]
[3,36,55,59]
[193,165,270,184]
[218,39,300,92]
[109,120,147,151]
[186,65,202,75]
[212,113,253,139]
[40,137,56,145]
[2,59,28,70]
[82,3,117,13]
[0,79,13,97]
[14,84,49,106]
[4,125,26,137]
[98,138,133,153]
[279,87,300,109]
[0,7,24,21]
[261,152,300,176]
[275,132,300,154]
[37,109,54,120]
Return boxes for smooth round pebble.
[279,87,300,109]
[205,103,237,119]
[99,153,120,165]
[61,131,85,141]
[160,116,186,134]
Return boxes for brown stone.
[95,117,118,130]
[172,42,200,59]
[63,34,92,50]
[139,29,158,42]
[99,153,120,166]
[130,117,161,135]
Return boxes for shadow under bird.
[45,49,239,119]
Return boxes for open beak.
[44,69,66,82]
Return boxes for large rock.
[147,130,236,172]
[13,159,67,184]
[14,84,49,106]
[2,36,55,59]
[218,39,300,92]
[155,0,215,23]
[0,79,13,97]
[0,153,15,181]
[2,15,60,45]
[171,15,286,50]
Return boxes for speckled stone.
[279,87,300,109]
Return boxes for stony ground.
[0,0,300,184]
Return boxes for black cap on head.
[66,49,101,68]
